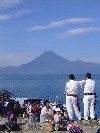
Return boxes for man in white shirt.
[40,100,53,124]
[81,73,96,121]
[65,74,81,121]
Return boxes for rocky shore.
[0,118,100,133]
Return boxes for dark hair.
[96,128,100,133]
[69,74,75,80]
[86,73,91,79]
[44,100,50,106]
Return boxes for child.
[54,108,63,131]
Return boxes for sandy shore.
[0,118,100,133]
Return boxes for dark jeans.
[1,108,7,117]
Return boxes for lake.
[0,74,100,118]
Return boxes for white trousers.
[83,95,95,120]
[66,96,81,120]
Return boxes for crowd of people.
[40,99,69,131]
[39,73,97,132]
[0,72,99,133]
[0,90,21,118]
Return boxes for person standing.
[65,74,81,121]
[82,73,96,121]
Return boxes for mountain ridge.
[0,51,100,74]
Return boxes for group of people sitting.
[23,101,41,123]
[0,99,21,118]
[40,99,82,132]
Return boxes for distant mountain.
[0,51,100,74]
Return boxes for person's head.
[44,100,50,108]
[55,108,61,115]
[69,74,75,80]
[86,73,91,79]
[96,128,100,133]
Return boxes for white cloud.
[30,18,95,30]
[0,14,12,20]
[13,9,32,17]
[0,0,21,7]
[60,27,100,37]
[0,9,33,21]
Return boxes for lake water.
[0,74,100,118]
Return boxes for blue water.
[0,74,100,118]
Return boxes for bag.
[43,122,53,132]
[67,123,82,133]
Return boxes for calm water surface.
[0,74,100,118]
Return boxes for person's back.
[84,79,95,93]
[32,105,39,114]
[65,74,81,121]
[82,73,96,121]
[66,80,79,95]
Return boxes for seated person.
[54,108,63,131]
[54,108,62,123]
[3,112,19,132]
[40,100,53,124]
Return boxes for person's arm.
[52,111,54,119]
[41,108,53,121]
[77,80,86,88]
[44,114,53,121]
[64,83,68,94]
[46,108,54,121]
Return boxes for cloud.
[60,27,100,37]
[30,18,95,30]
[0,0,21,7]
[0,9,33,21]
[0,14,12,21]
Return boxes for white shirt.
[80,79,95,93]
[40,106,53,123]
[65,80,80,95]
[54,114,61,123]
[28,105,32,113]
[5,102,9,107]
[53,105,56,111]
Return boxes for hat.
[69,74,75,80]
[55,108,61,112]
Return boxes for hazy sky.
[0,0,100,67]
